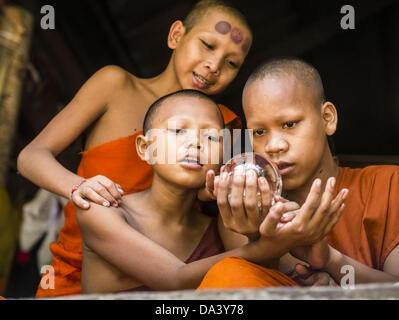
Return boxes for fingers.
[217,168,267,237]
[260,202,284,236]
[217,171,233,222]
[258,176,272,220]
[280,209,298,223]
[274,195,288,203]
[91,182,119,207]
[293,264,334,286]
[243,170,260,221]
[274,197,300,223]
[324,202,346,234]
[228,168,246,222]
[309,177,336,227]
[71,192,90,209]
[205,170,216,200]
[100,176,124,200]
[312,187,348,235]
[297,179,322,224]
[330,189,348,213]
[212,162,223,197]
[72,175,124,208]
[80,184,115,207]
[213,175,220,197]
[295,263,312,277]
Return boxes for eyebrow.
[246,109,304,126]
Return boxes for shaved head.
[244,57,326,107]
[143,89,224,135]
[183,0,252,36]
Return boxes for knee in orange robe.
[197,256,297,290]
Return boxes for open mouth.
[275,162,294,176]
[178,156,203,170]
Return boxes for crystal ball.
[221,152,282,211]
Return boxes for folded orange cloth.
[197,256,297,289]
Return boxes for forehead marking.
[230,27,243,44]
[214,21,231,34]
[214,21,249,52]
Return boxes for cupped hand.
[216,167,299,241]
[259,177,348,250]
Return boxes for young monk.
[198,57,399,289]
[17,0,252,297]
[76,89,347,293]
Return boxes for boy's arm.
[322,244,399,284]
[76,203,295,291]
[290,240,399,284]
[17,66,126,207]
[75,177,346,291]
[217,214,248,250]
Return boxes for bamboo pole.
[0,5,33,185]
[0,5,33,296]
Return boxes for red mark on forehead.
[215,21,231,34]
[242,37,251,53]
[230,27,243,44]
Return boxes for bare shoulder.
[71,65,136,106]
[94,65,152,112]
[91,65,137,91]
[76,202,126,235]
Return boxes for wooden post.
[0,5,33,296]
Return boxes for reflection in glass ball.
[221,153,282,214]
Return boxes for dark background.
[3,0,399,297]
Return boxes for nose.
[205,56,221,75]
[187,130,202,150]
[264,132,288,157]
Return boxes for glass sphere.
[221,152,282,211]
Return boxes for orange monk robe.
[36,105,240,297]
[327,165,399,270]
[198,165,399,290]
[197,257,297,290]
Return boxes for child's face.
[147,97,223,189]
[171,10,252,96]
[243,76,333,191]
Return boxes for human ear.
[321,102,338,136]
[167,20,186,49]
[136,134,151,163]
